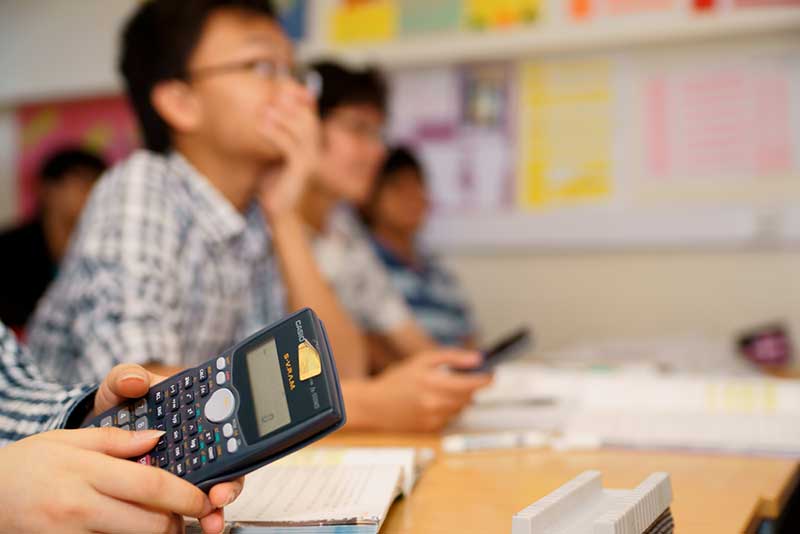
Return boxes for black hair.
[39,147,107,184]
[119,0,276,153]
[361,146,425,227]
[311,61,387,119]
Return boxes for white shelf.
[420,206,800,252]
[299,8,800,67]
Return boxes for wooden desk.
[320,433,800,534]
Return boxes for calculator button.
[215,371,226,385]
[226,438,238,454]
[120,424,131,431]
[205,388,235,423]
[170,413,181,427]
[155,423,166,432]
[183,406,196,421]
[203,430,215,445]
[222,423,233,438]
[156,436,167,451]
[155,404,166,419]
[207,446,217,462]
[168,397,179,412]
[199,367,208,382]
[134,417,149,431]
[117,409,130,426]
[157,453,169,467]
[175,462,185,477]
[172,444,184,460]
[182,391,194,405]
[134,399,148,417]
[182,376,194,390]
[168,383,179,397]
[199,383,209,397]
[136,455,149,466]
[100,416,113,428]
[171,428,182,442]
[189,455,202,470]
[216,357,226,371]
[153,390,165,404]
[188,437,200,452]
[188,422,198,436]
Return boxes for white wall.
[0,0,138,103]
[447,250,800,351]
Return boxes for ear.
[151,79,202,135]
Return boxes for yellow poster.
[519,60,615,209]
[465,0,541,29]
[330,0,397,44]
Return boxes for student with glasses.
[26,0,490,433]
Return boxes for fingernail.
[120,371,147,382]
[223,488,240,507]
[134,429,166,441]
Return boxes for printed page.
[224,464,402,526]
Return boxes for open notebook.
[188,447,432,534]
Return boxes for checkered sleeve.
[0,323,96,446]
[27,153,184,384]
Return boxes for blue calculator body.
[84,308,346,491]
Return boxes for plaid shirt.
[0,323,95,446]
[28,150,285,385]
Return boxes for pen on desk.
[442,431,549,453]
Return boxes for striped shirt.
[0,322,95,446]
[312,207,412,334]
[370,239,476,347]
[27,150,285,385]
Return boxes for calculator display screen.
[245,338,291,437]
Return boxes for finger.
[265,107,313,148]
[208,478,245,509]
[426,372,493,396]
[199,509,226,534]
[88,493,182,534]
[94,364,151,415]
[43,427,164,457]
[89,457,213,519]
[418,349,482,370]
[261,118,302,157]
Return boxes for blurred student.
[293,62,440,369]
[0,148,105,333]
[361,147,477,349]
[0,322,241,533]
[27,0,489,432]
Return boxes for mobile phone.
[471,327,533,372]
[83,308,345,491]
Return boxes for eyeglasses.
[328,115,387,144]
[187,58,307,84]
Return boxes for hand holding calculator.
[83,309,346,491]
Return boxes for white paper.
[225,464,401,526]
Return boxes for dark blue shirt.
[370,238,476,347]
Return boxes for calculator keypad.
[92,357,242,479]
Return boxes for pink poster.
[15,95,139,220]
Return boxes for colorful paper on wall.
[400,0,462,35]
[464,0,542,29]
[519,60,615,209]
[330,0,397,44]
[275,0,307,42]
[16,95,139,219]
[569,0,677,20]
[642,61,794,182]
[388,65,515,214]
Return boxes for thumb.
[419,349,482,370]
[94,363,163,416]
[43,427,165,458]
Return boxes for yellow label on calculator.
[298,340,322,381]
